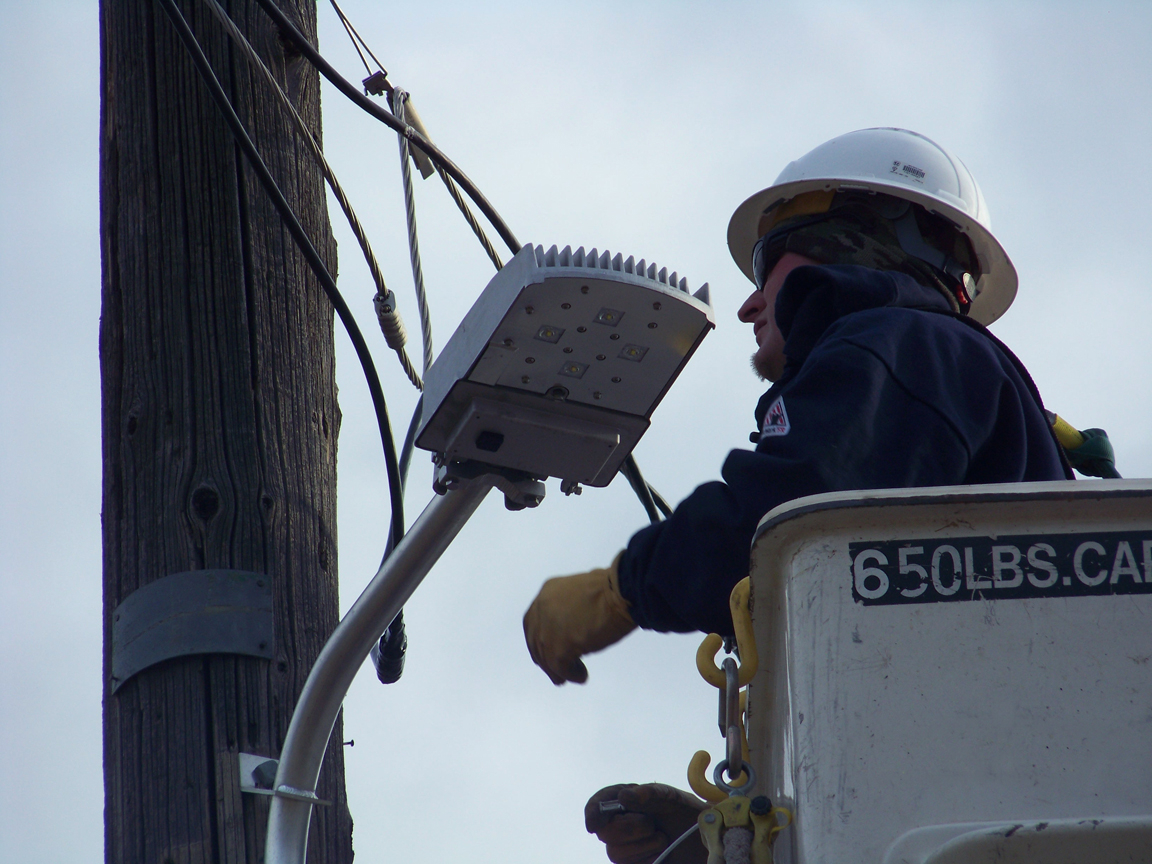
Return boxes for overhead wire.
[391,89,435,374]
[325,0,506,273]
[327,0,388,79]
[282,0,668,524]
[328,0,373,76]
[161,0,677,699]
[217,0,667,531]
[200,0,423,390]
[252,0,523,257]
[437,166,503,270]
[154,0,406,546]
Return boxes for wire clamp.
[363,70,389,96]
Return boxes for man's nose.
[738,288,766,323]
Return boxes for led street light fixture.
[417,244,715,487]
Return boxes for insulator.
[374,289,408,351]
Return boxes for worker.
[523,128,1073,860]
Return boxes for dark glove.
[1065,427,1121,478]
[585,783,708,864]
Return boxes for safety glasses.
[751,214,831,289]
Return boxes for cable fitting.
[363,70,390,96]
[374,289,409,350]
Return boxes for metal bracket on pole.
[265,474,511,864]
[432,457,546,510]
[110,570,273,692]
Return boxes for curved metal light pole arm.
[266,477,495,864]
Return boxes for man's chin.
[750,353,775,382]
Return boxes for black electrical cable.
[257,0,682,527]
[372,397,421,685]
[155,0,404,546]
[649,484,673,519]
[252,0,523,258]
[397,396,423,493]
[622,454,662,525]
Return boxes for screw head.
[561,302,571,309]
[750,795,773,815]
[653,301,662,310]
[525,357,536,364]
[648,322,658,329]
[703,812,717,824]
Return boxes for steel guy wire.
[651,824,701,864]
[156,0,406,548]
[437,166,504,271]
[329,0,373,76]
[325,0,503,272]
[253,0,523,256]
[392,89,435,374]
[252,0,675,525]
[201,0,423,391]
[328,0,388,79]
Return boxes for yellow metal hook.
[688,577,760,801]
[696,578,758,688]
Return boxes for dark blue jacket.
[617,265,1070,635]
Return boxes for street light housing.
[416,244,714,487]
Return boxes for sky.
[2,1,1151,862]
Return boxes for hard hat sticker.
[849,532,1152,605]
[889,160,926,183]
[761,396,790,438]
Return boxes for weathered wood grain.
[100,1,354,860]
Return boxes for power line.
[156,0,406,547]
[252,0,523,256]
[328,0,388,77]
[201,0,423,391]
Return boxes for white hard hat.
[727,128,1017,325]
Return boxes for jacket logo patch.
[761,396,790,438]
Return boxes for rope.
[392,89,435,374]
[202,0,422,391]
[437,167,503,271]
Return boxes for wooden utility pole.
[99,0,354,861]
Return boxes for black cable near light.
[252,0,523,258]
[154,0,406,548]
[199,0,424,391]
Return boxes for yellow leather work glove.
[523,554,636,685]
[585,783,708,864]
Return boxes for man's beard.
[750,353,770,382]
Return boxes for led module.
[416,244,714,487]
